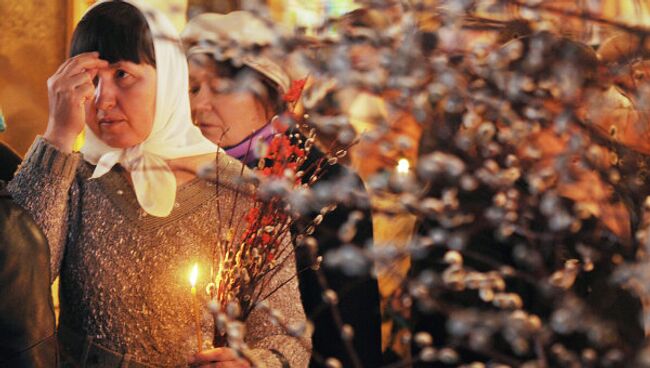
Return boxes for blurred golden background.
[2,0,650,358]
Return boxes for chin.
[99,134,145,149]
[198,125,226,145]
[93,124,147,149]
[199,132,222,145]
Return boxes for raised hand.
[43,52,108,152]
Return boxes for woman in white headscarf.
[8,1,310,367]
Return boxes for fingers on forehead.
[69,53,108,68]
[75,57,109,68]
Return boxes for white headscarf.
[80,0,219,217]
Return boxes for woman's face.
[188,54,270,147]
[86,61,156,148]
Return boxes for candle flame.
[190,263,199,287]
[396,158,410,174]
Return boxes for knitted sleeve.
[7,136,81,282]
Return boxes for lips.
[197,122,222,131]
[98,118,126,126]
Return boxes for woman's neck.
[119,158,205,188]
[173,169,197,186]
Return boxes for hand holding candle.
[189,263,203,352]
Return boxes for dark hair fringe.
[70,1,156,67]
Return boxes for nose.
[94,77,117,112]
[191,84,214,114]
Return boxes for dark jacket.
[0,181,58,367]
[0,141,21,182]
[249,132,383,368]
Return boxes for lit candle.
[388,158,413,193]
[396,158,410,176]
[189,263,203,352]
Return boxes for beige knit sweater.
[8,137,310,367]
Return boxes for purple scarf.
[224,121,277,167]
